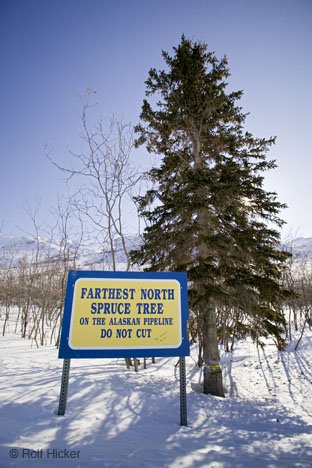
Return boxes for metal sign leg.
[179,356,187,426]
[58,358,71,416]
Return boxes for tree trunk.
[192,132,224,396]
[202,301,225,397]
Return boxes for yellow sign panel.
[69,278,182,350]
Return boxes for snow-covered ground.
[0,321,311,467]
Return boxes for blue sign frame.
[58,270,189,359]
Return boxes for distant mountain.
[0,234,141,268]
[283,237,312,257]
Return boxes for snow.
[0,322,311,467]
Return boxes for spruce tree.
[131,36,290,397]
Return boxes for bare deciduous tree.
[46,96,141,271]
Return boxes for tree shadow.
[1,356,311,467]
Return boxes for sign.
[59,271,189,358]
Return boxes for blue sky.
[1,0,311,239]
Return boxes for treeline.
[0,222,136,347]
[283,253,312,347]
[0,240,311,351]
[0,240,78,347]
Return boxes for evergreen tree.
[130,36,290,396]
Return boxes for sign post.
[57,270,190,425]
[179,356,187,426]
[57,358,71,416]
